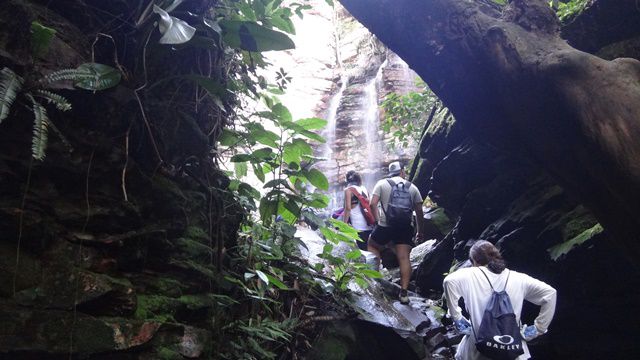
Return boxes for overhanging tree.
[339,0,640,254]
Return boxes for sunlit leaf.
[361,269,383,278]
[255,269,270,285]
[272,103,292,123]
[220,20,295,52]
[30,21,56,58]
[346,249,362,260]
[230,153,251,162]
[234,161,247,178]
[218,129,240,146]
[295,117,327,130]
[265,274,289,289]
[74,63,121,91]
[305,168,329,190]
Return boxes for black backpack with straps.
[471,269,525,360]
[382,179,414,227]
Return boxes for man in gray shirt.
[369,161,424,304]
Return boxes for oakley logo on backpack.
[493,335,516,345]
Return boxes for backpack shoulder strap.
[478,268,495,291]
[386,179,396,187]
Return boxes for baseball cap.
[388,161,402,176]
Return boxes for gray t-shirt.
[372,176,422,227]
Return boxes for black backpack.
[382,179,414,227]
[471,269,524,360]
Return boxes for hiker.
[443,240,557,360]
[342,170,375,251]
[369,161,424,304]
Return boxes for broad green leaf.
[153,5,196,44]
[253,163,266,182]
[228,179,240,191]
[283,199,300,218]
[361,269,383,279]
[246,123,279,146]
[238,182,261,199]
[270,13,295,34]
[301,208,324,228]
[346,249,362,260]
[230,153,251,162]
[220,20,295,52]
[263,179,288,189]
[308,193,329,208]
[305,168,329,190]
[218,129,240,146]
[251,147,274,160]
[354,276,369,289]
[282,142,301,165]
[255,270,270,285]
[30,21,56,58]
[74,63,121,91]
[265,274,288,289]
[291,139,313,155]
[329,218,360,237]
[272,103,292,123]
[259,197,278,225]
[234,161,247,178]
[278,202,297,224]
[299,129,325,143]
[322,243,334,254]
[295,117,327,131]
[320,227,338,244]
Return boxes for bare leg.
[395,244,412,290]
[367,239,382,270]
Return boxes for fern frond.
[0,67,24,123]
[26,94,49,161]
[40,69,93,84]
[34,90,72,111]
[46,118,74,153]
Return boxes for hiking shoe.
[399,289,410,305]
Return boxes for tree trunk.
[339,0,640,255]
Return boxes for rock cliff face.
[0,1,241,358]
[408,2,640,357]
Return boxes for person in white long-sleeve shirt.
[443,240,557,360]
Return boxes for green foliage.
[555,0,590,22]
[0,67,23,123]
[548,223,603,261]
[381,81,441,149]
[30,21,56,58]
[220,20,295,52]
[0,62,120,160]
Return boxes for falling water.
[361,61,386,191]
[321,78,348,212]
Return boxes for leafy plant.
[0,63,121,160]
[555,0,590,22]
[381,80,441,149]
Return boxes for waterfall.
[321,78,347,212]
[361,61,386,191]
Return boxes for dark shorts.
[356,230,372,251]
[370,224,415,248]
